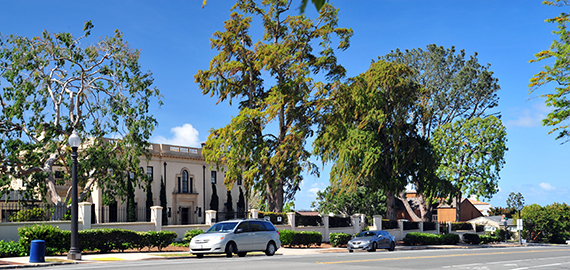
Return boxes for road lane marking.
[315,249,570,264]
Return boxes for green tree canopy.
[314,60,428,219]
[506,191,525,212]
[432,116,507,221]
[311,186,386,218]
[529,0,570,142]
[0,22,162,220]
[196,0,352,212]
[380,44,501,221]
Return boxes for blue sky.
[1,1,568,210]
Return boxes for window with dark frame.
[146,166,153,180]
[182,170,189,193]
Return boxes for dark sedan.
[347,230,396,252]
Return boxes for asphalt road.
[49,246,570,270]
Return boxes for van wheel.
[225,242,236,257]
[265,242,276,256]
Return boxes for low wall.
[0,221,71,242]
[163,224,210,240]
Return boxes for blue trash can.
[29,240,45,263]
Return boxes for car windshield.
[357,231,377,237]
[205,222,238,233]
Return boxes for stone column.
[321,214,330,242]
[419,221,424,232]
[399,220,404,239]
[372,215,382,230]
[436,222,440,234]
[447,221,452,234]
[151,206,163,231]
[206,210,217,225]
[287,212,296,230]
[79,202,92,230]
[250,209,259,219]
[351,215,361,235]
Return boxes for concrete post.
[151,206,163,231]
[447,221,452,234]
[419,221,424,232]
[351,215,361,235]
[79,202,92,230]
[372,215,382,231]
[287,212,296,230]
[206,210,216,225]
[250,209,259,219]
[399,220,404,239]
[359,214,366,230]
[436,222,440,234]
[321,214,330,242]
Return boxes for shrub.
[183,229,204,244]
[79,229,139,252]
[382,219,398,229]
[329,233,352,247]
[451,222,472,231]
[18,224,70,255]
[141,231,178,251]
[403,232,440,245]
[329,216,351,228]
[479,234,501,244]
[476,225,484,232]
[423,222,437,231]
[462,233,481,244]
[279,230,322,247]
[10,208,47,222]
[258,211,288,225]
[403,221,419,230]
[296,214,322,226]
[0,240,27,257]
[441,233,460,245]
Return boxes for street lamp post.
[67,130,81,260]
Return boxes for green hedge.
[403,232,460,245]
[279,230,322,247]
[258,211,288,225]
[479,234,502,244]
[451,222,473,231]
[18,224,178,255]
[182,229,204,244]
[18,224,70,255]
[329,232,352,247]
[0,240,27,258]
[462,233,480,244]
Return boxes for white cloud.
[152,123,200,147]
[505,103,548,128]
[308,183,322,197]
[539,182,556,191]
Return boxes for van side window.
[250,221,266,231]
[262,221,277,231]
[237,221,251,232]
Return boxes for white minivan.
[190,219,281,258]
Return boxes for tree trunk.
[385,191,397,220]
[455,191,462,222]
[265,179,284,213]
[51,201,68,221]
[397,191,421,221]
[417,193,433,222]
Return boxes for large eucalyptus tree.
[0,22,162,219]
[196,0,352,212]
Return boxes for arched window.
[182,170,189,193]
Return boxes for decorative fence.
[0,204,67,222]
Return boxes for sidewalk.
[0,243,537,269]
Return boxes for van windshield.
[205,222,238,233]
